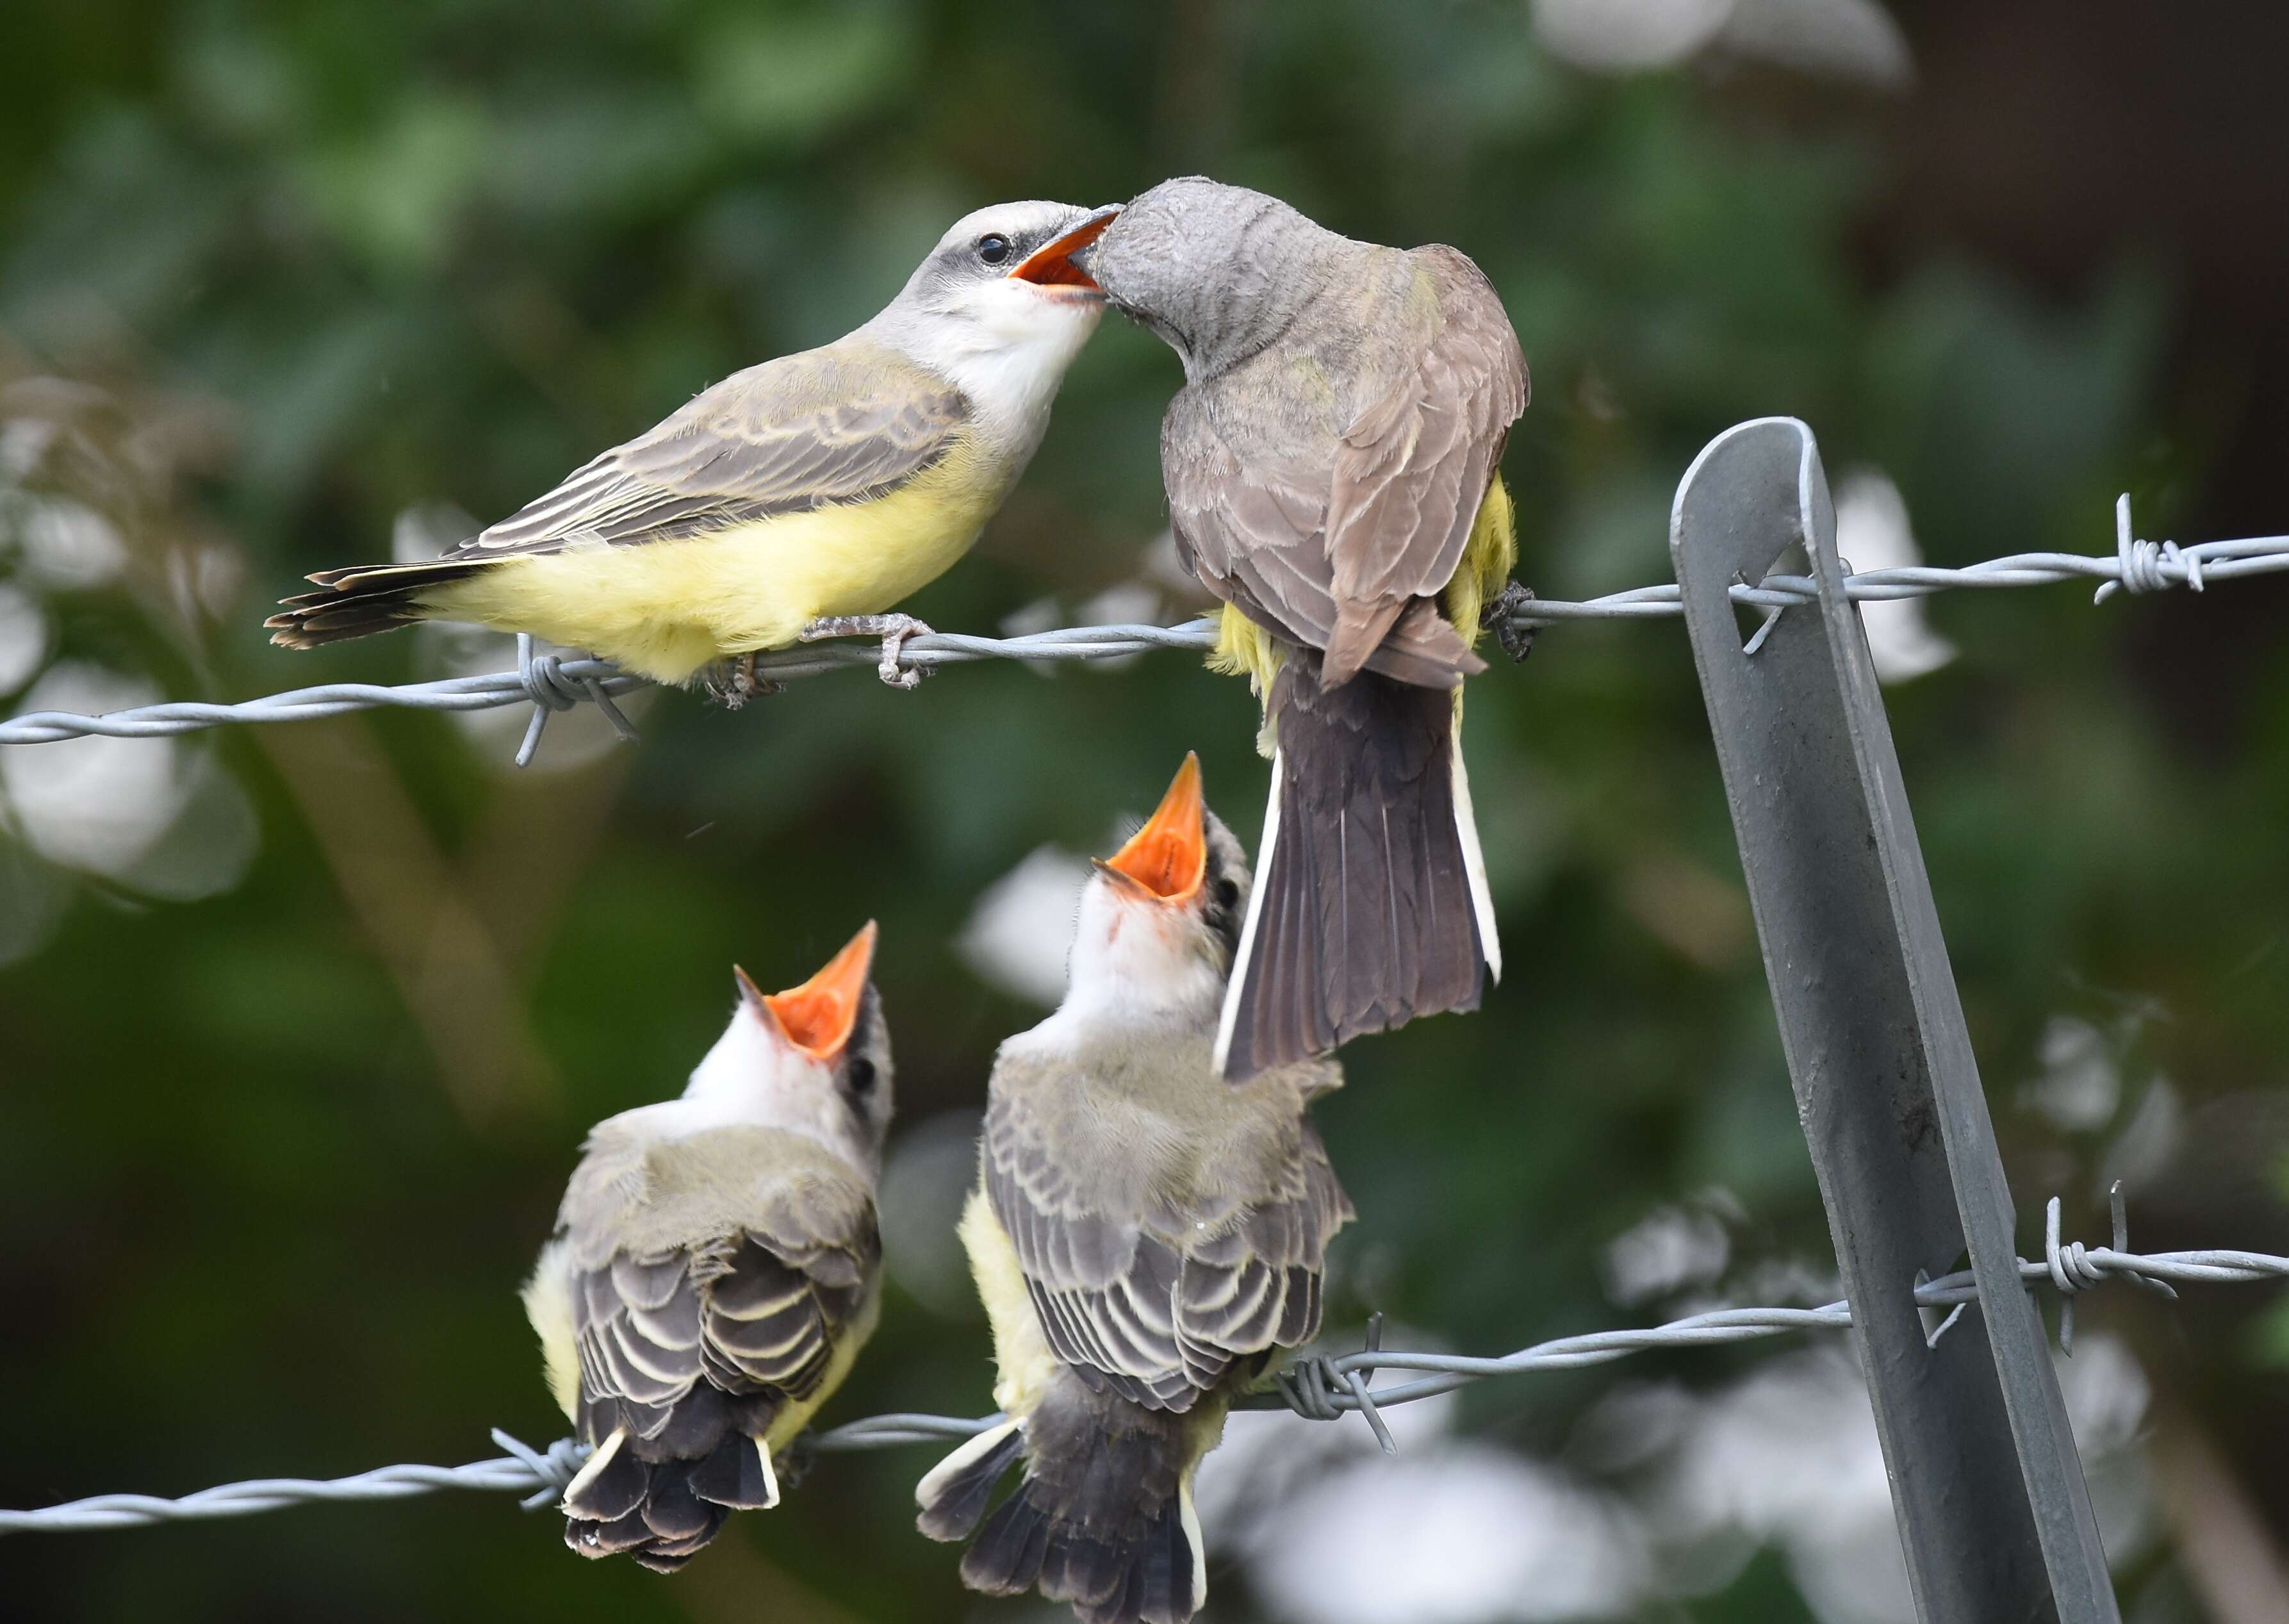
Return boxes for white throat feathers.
[653,1000,873,1172]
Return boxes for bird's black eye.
[844,1056,876,1095]
[976,234,1012,266]
[1214,878,1241,909]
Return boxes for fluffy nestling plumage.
[523,923,893,1571]
[918,757,1353,1624]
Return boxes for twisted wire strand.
[5,510,2286,760]
[8,1206,2280,1536]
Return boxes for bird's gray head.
[1076,177,1349,381]
[686,923,896,1176]
[1067,753,1253,1019]
[869,201,1120,422]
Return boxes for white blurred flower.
[0,418,59,480]
[1247,1440,1649,1623]
[1647,1346,1910,1623]
[956,843,1088,1006]
[1135,528,1214,604]
[2020,1015,2121,1132]
[876,1109,988,1320]
[2104,1074,2183,1193]
[1619,1332,2152,1624]
[17,496,129,590]
[1531,0,1908,85]
[113,750,260,901]
[4,664,194,873]
[3,662,258,899]
[0,583,50,694]
[1604,1202,1731,1306]
[1532,0,1731,70]
[1716,0,1910,86]
[392,500,477,563]
[997,595,1065,639]
[1835,468,1958,685]
[1076,580,1163,629]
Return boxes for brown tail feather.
[265,557,498,650]
[562,1422,778,1575]
[1217,653,1486,1081]
[928,1375,1204,1624]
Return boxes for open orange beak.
[737,921,878,1060]
[1094,753,1207,905]
[1009,205,1120,293]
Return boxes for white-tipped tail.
[1448,719,1501,983]
[1213,748,1285,1076]
[561,1426,625,1513]
[916,1417,1022,1511]
[755,1438,781,1509]
[1179,1479,1210,1614]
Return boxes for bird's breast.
[429,432,1012,683]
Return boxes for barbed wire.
[8,1195,2281,1537]
[4,499,2285,766]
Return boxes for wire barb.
[6,502,2285,762]
[514,634,639,768]
[1274,1312,1393,1452]
[8,1218,2281,1539]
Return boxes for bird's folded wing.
[1322,246,1527,618]
[564,1146,881,1447]
[1165,247,1524,686]
[445,343,969,560]
[1166,397,1481,690]
[982,1094,1353,1413]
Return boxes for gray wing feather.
[564,1149,880,1448]
[1324,247,1526,607]
[448,345,966,560]
[1165,246,1523,685]
[983,1092,1351,1414]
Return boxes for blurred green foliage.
[3,2,2287,1621]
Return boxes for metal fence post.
[1670,418,2118,1623]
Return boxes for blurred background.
[4,1,2288,1620]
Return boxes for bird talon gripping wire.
[798,613,938,689]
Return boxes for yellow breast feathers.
[427,432,1005,685]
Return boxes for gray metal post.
[1669,418,2117,1623]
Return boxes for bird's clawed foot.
[799,614,935,689]
[703,652,783,710]
[1483,579,1539,664]
[775,1432,819,1495]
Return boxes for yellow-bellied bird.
[917,755,1353,1624]
[1074,179,1530,1081]
[270,202,1119,697]
[522,923,890,1571]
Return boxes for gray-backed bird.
[917,754,1354,1624]
[1075,179,1529,1081]
[270,203,1117,696]
[522,923,892,1571]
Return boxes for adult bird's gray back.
[1077,179,1528,1081]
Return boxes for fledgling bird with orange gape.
[268,202,1117,701]
[521,923,891,1571]
[1072,179,1533,1082]
[919,754,1354,1624]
